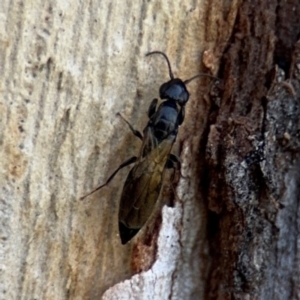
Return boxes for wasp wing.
[118,127,176,243]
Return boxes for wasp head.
[159,78,189,106]
[146,51,218,107]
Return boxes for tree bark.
[205,1,300,299]
[1,0,299,299]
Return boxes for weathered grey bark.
[0,0,299,299]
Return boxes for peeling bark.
[1,0,300,299]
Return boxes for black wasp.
[81,51,216,244]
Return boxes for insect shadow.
[81,51,217,244]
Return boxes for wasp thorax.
[159,78,190,106]
[152,100,178,141]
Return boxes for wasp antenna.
[80,183,106,201]
[146,51,174,80]
[184,73,219,85]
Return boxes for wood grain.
[1,0,300,299]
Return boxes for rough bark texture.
[0,0,299,299]
[205,1,300,299]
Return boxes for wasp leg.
[165,154,185,177]
[164,154,183,207]
[148,98,158,118]
[80,156,137,200]
[166,154,180,169]
[116,113,143,140]
[177,106,185,125]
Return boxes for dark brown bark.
[1,0,300,299]
[204,1,300,299]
